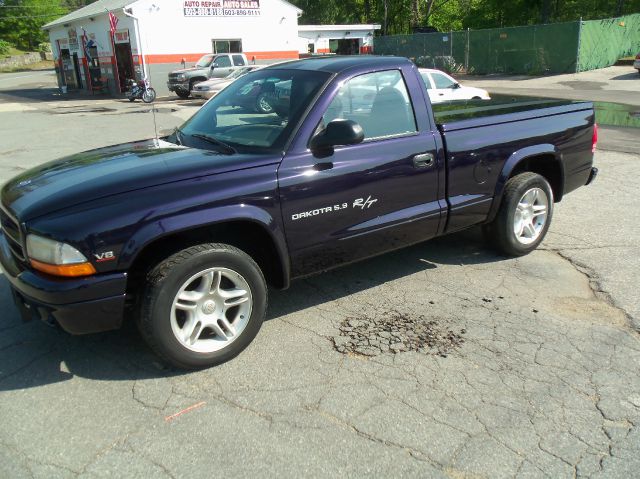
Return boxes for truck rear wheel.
[483,172,554,256]
[138,243,267,369]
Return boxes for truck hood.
[172,67,206,75]
[1,139,276,221]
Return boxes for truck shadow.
[0,227,506,391]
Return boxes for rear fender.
[486,144,564,223]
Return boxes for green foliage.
[0,39,10,55]
[0,1,95,51]
[37,41,51,53]
[290,0,640,34]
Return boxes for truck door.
[211,55,233,78]
[278,66,445,277]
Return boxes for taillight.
[591,123,598,154]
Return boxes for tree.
[0,1,96,51]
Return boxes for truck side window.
[214,56,232,68]
[232,55,246,66]
[321,70,417,140]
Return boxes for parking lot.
[1,69,639,478]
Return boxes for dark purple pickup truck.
[0,56,598,369]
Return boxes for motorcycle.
[126,78,156,103]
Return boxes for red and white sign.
[183,0,260,17]
[113,29,130,44]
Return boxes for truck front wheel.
[483,172,554,256]
[138,243,267,369]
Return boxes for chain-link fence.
[374,14,640,75]
[578,14,640,71]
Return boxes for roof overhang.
[298,24,382,32]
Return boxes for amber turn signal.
[30,259,97,277]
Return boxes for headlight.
[26,234,96,277]
[176,74,186,81]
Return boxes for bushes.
[37,42,51,53]
[0,40,11,56]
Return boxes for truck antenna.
[151,103,159,143]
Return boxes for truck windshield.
[195,54,214,68]
[176,69,331,153]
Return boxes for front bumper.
[192,90,217,99]
[0,232,127,334]
[167,81,190,93]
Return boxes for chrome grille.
[0,207,25,261]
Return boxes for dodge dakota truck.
[0,56,598,369]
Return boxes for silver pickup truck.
[167,53,249,98]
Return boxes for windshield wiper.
[190,133,237,155]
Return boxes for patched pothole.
[332,311,466,358]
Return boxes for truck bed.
[433,94,595,234]
[433,95,593,131]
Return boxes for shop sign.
[183,0,260,17]
[114,29,130,44]
[67,28,79,51]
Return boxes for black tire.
[128,97,136,102]
[142,88,156,103]
[255,92,274,113]
[483,172,554,256]
[175,90,190,99]
[139,243,267,369]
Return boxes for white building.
[43,0,379,95]
[298,24,380,56]
[43,0,302,94]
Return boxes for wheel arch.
[123,212,290,308]
[189,76,208,87]
[487,145,564,223]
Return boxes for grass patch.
[0,59,54,73]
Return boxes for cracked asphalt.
[0,70,639,478]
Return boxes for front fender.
[486,144,563,223]
[119,204,290,287]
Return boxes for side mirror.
[310,119,364,151]
[452,83,461,89]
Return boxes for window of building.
[212,39,242,54]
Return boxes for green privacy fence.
[374,14,640,75]
[578,14,640,71]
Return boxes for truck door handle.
[313,162,333,171]
[412,153,434,169]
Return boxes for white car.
[418,68,490,103]
[191,66,258,99]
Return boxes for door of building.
[114,43,134,92]
[331,39,361,55]
[60,48,78,89]
[72,52,83,89]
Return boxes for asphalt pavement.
[0,68,639,478]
